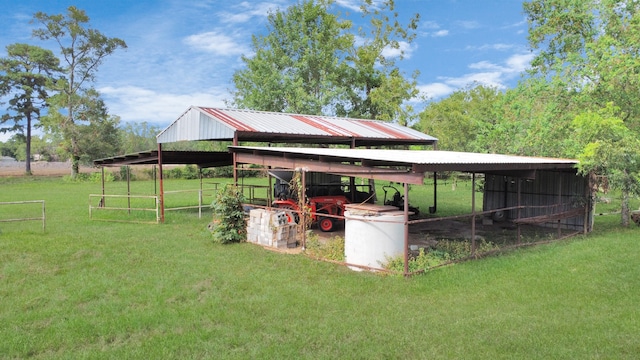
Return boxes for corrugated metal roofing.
[93,150,232,168]
[230,146,578,172]
[156,107,437,145]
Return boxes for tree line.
[2,0,640,225]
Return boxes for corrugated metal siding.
[157,107,236,143]
[157,107,437,143]
[483,172,590,231]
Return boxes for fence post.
[42,200,46,231]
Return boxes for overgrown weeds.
[304,232,345,261]
[384,238,499,273]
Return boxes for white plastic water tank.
[344,206,406,271]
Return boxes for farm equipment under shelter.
[269,170,372,232]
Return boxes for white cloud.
[505,53,534,73]
[218,2,284,24]
[417,53,534,100]
[382,41,416,59]
[417,83,456,99]
[422,21,441,30]
[431,30,449,37]
[420,20,448,37]
[334,0,362,12]
[183,31,249,56]
[468,61,504,71]
[455,20,481,29]
[467,43,516,51]
[442,72,505,89]
[99,86,228,127]
[335,0,385,12]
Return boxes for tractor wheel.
[318,216,335,232]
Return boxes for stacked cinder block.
[246,208,298,249]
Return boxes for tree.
[339,0,419,125]
[32,6,126,177]
[479,76,582,157]
[571,103,640,226]
[524,0,640,129]
[419,84,500,152]
[231,0,352,115]
[41,88,120,164]
[119,122,161,154]
[231,0,419,124]
[0,43,60,174]
[524,0,640,223]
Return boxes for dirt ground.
[0,159,98,177]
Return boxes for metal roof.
[93,150,232,168]
[156,107,437,146]
[230,146,578,184]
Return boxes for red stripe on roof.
[203,108,256,132]
[359,121,412,139]
[308,116,360,137]
[292,115,343,136]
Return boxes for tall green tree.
[231,0,419,124]
[42,88,120,164]
[339,0,419,125]
[571,103,640,226]
[419,84,500,152]
[32,6,126,177]
[231,0,352,115]
[524,0,640,129]
[482,77,579,157]
[524,0,640,223]
[0,43,60,174]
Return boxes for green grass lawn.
[1,176,639,359]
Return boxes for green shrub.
[210,184,246,244]
[181,165,199,179]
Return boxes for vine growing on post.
[290,170,311,230]
[211,184,246,244]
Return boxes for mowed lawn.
[1,176,639,359]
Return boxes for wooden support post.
[432,172,437,213]
[233,134,238,185]
[558,178,562,238]
[471,173,476,256]
[301,168,307,250]
[101,167,105,207]
[127,165,131,215]
[350,137,356,202]
[199,168,203,219]
[158,143,165,223]
[403,182,409,276]
[517,177,522,244]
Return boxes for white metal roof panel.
[231,146,578,167]
[157,107,437,144]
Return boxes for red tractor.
[273,195,350,232]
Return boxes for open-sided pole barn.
[229,146,592,275]
[94,107,592,275]
[153,107,437,220]
[95,107,436,222]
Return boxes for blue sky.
[0,0,532,141]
